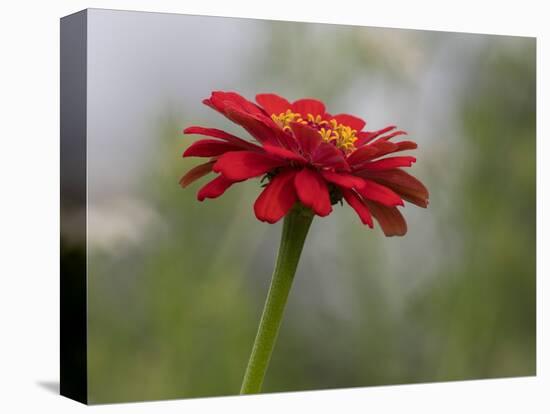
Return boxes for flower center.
[271,110,358,153]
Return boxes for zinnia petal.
[331,114,366,131]
[359,156,416,171]
[312,142,349,170]
[356,179,404,207]
[256,93,292,115]
[254,170,297,223]
[224,104,280,145]
[342,189,373,227]
[361,169,429,208]
[213,151,286,181]
[197,175,236,201]
[368,140,399,154]
[292,98,326,117]
[183,139,244,157]
[321,171,365,189]
[347,145,380,166]
[355,126,397,146]
[365,201,407,236]
[393,141,418,151]
[377,130,408,141]
[204,91,264,116]
[290,122,322,157]
[348,142,399,169]
[263,144,307,163]
[294,168,332,217]
[179,161,214,188]
[183,126,261,151]
[363,141,418,161]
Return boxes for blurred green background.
[64,10,536,403]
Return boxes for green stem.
[240,206,314,394]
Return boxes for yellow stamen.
[271,110,358,152]
[271,109,299,131]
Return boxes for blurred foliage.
[82,24,536,403]
[409,38,536,381]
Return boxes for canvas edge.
[60,8,88,405]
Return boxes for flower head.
[180,91,429,236]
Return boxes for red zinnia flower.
[180,91,429,236]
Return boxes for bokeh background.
[64,9,536,403]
